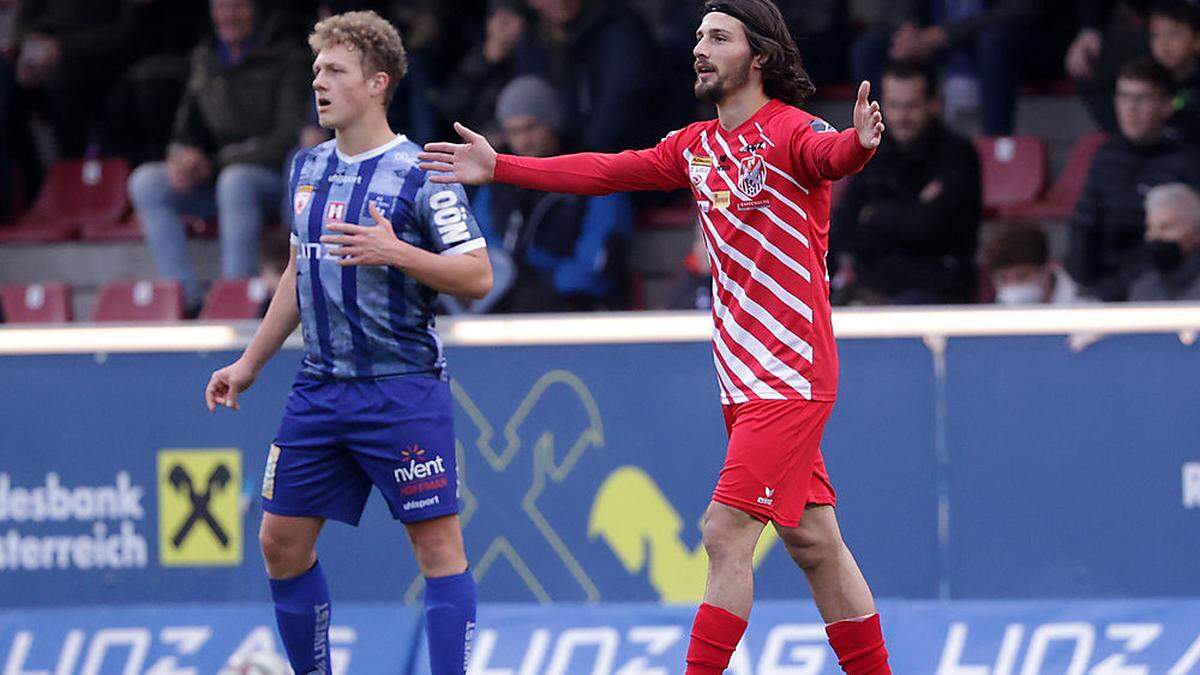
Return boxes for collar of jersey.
[335,134,407,164]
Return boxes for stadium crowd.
[1,0,1199,322]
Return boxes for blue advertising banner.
[5,599,1200,674]
[0,338,936,608]
[944,334,1200,598]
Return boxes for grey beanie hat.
[495,76,565,131]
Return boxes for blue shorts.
[262,372,459,526]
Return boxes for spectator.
[830,62,982,305]
[470,76,634,312]
[1067,58,1200,301]
[1147,0,1200,142]
[1066,0,1154,133]
[513,0,664,151]
[851,0,1048,135]
[13,0,210,158]
[439,0,531,146]
[982,221,1082,304]
[128,0,310,312]
[1130,182,1200,299]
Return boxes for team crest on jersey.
[689,156,712,186]
[293,185,314,215]
[738,153,766,198]
[325,201,347,223]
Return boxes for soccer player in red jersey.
[420,0,890,672]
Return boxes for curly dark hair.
[702,0,816,107]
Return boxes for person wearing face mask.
[1067,57,1200,302]
[1130,182,1200,300]
[982,221,1082,305]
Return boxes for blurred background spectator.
[982,220,1082,304]
[1130,182,1200,299]
[127,0,309,313]
[850,0,1072,135]
[1067,57,1200,301]
[470,75,633,313]
[830,62,982,305]
[3,0,1200,322]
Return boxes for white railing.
[0,304,1198,354]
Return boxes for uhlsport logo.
[157,449,242,567]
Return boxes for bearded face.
[693,12,757,105]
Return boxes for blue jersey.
[288,135,484,379]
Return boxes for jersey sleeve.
[415,172,487,256]
[789,117,875,184]
[286,149,307,246]
[493,129,691,195]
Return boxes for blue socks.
[424,569,477,674]
[269,560,331,675]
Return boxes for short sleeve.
[416,173,487,255]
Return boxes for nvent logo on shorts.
[157,449,243,567]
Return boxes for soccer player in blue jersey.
[203,11,490,675]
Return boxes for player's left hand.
[853,81,885,150]
[320,201,414,267]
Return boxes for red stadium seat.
[92,280,184,322]
[199,278,271,320]
[0,282,73,323]
[0,158,131,243]
[999,132,1107,220]
[972,136,1048,217]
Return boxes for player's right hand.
[205,360,257,412]
[418,122,496,186]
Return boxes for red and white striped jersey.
[495,99,875,403]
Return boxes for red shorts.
[714,399,837,528]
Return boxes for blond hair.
[309,11,406,104]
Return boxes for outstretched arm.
[794,81,884,183]
[418,123,688,196]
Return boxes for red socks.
[685,603,747,674]
[825,613,891,674]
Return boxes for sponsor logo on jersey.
[324,201,346,223]
[736,198,771,211]
[429,189,471,245]
[757,486,774,506]
[363,192,396,220]
[738,153,766,198]
[810,118,836,134]
[394,445,447,483]
[713,191,731,209]
[293,185,314,215]
[402,495,441,511]
[689,156,712,186]
[696,200,711,213]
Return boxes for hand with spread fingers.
[320,201,416,267]
[853,80,885,150]
[417,122,497,185]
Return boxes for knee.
[410,525,466,576]
[128,162,172,207]
[700,509,752,564]
[781,523,840,572]
[259,523,315,576]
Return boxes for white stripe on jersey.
[713,346,747,404]
[710,133,811,225]
[711,253,814,363]
[711,288,813,399]
[697,209,814,322]
[711,327,786,400]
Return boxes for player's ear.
[369,71,389,98]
